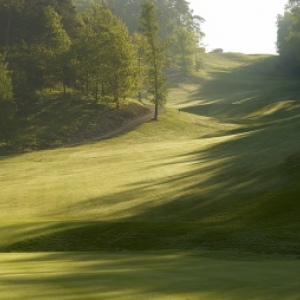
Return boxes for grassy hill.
[0,93,150,154]
[0,52,300,299]
[1,52,300,253]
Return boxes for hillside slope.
[0,52,300,255]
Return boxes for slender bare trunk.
[138,55,142,102]
[95,80,98,103]
[114,74,119,110]
[86,75,89,94]
[153,52,159,120]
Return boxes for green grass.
[1,92,149,153]
[0,252,299,300]
[1,52,300,299]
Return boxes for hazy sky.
[188,0,288,54]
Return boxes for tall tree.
[277,3,300,74]
[73,0,205,74]
[74,5,138,106]
[277,11,298,73]
[39,5,72,92]
[132,32,148,102]
[139,1,168,120]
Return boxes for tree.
[173,26,195,74]
[154,0,204,74]
[289,0,300,6]
[6,4,72,110]
[139,1,168,120]
[74,5,138,107]
[132,32,148,102]
[277,3,300,74]
[7,44,39,120]
[73,0,205,75]
[277,11,297,73]
[74,0,141,31]
[0,0,78,50]
[0,53,16,142]
[39,5,72,92]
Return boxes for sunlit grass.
[1,53,299,235]
[0,109,227,220]
[1,52,300,299]
[0,252,299,300]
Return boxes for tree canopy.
[0,0,205,145]
[73,0,204,73]
[277,1,300,74]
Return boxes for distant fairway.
[1,53,300,299]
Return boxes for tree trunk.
[86,74,89,94]
[138,55,142,102]
[114,74,119,110]
[153,54,159,120]
[101,80,105,97]
[95,81,98,103]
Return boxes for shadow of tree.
[1,252,299,300]
[4,116,300,254]
[2,55,300,255]
[180,55,300,125]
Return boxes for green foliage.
[3,2,74,121]
[1,0,205,143]
[0,53,16,142]
[73,0,205,74]
[40,6,72,91]
[74,0,141,31]
[139,1,168,119]
[0,0,78,49]
[42,5,71,53]
[277,3,300,74]
[74,5,138,106]
[173,27,195,74]
[157,0,204,74]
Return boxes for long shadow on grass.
[4,114,300,254]
[198,56,294,100]
[3,56,300,255]
[4,102,300,254]
[180,56,300,122]
[1,252,300,300]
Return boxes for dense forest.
[0,0,204,151]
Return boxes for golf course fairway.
[0,53,299,299]
[0,252,299,300]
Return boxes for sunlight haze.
[189,0,287,54]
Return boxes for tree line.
[0,0,204,145]
[277,0,300,74]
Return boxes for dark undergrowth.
[0,92,149,155]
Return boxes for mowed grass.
[0,52,300,299]
[0,252,299,300]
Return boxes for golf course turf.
[0,53,299,299]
